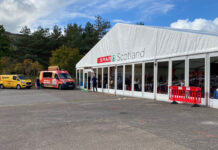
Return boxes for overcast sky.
[0,0,218,33]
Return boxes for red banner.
[97,56,112,63]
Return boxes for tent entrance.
[84,69,94,91]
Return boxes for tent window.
[125,65,132,91]
[145,63,154,93]
[103,67,108,88]
[210,57,218,99]
[172,60,185,86]
[77,70,79,86]
[93,68,97,82]
[117,66,123,90]
[93,68,97,75]
[98,68,102,88]
[134,64,142,91]
[84,73,88,88]
[109,67,115,89]
[157,61,168,94]
[189,58,205,98]
[80,70,83,86]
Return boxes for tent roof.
[147,25,218,37]
[76,23,218,68]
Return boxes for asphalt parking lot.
[0,89,218,150]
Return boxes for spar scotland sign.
[97,49,146,64]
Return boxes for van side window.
[55,74,59,80]
[43,72,52,78]
[13,76,17,80]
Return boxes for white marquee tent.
[76,23,218,109]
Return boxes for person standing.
[92,74,97,92]
[35,77,40,89]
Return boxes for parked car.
[0,75,32,89]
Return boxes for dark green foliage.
[64,23,83,49]
[50,46,82,77]
[0,16,111,77]
[81,22,99,54]
[20,26,31,35]
[94,15,111,39]
[0,25,12,58]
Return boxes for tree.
[16,25,66,68]
[0,25,12,58]
[14,59,43,76]
[64,24,83,49]
[1,16,111,75]
[30,26,51,66]
[48,25,64,52]
[50,45,82,77]
[51,25,62,39]
[15,26,51,66]
[81,22,99,54]
[94,15,111,39]
[14,26,33,61]
[0,57,15,74]
[20,26,31,35]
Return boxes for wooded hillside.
[0,16,111,77]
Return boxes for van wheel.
[16,85,21,89]
[0,84,4,89]
[58,84,62,90]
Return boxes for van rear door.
[42,72,53,87]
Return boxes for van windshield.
[58,73,72,79]
[18,75,27,80]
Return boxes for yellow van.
[0,75,32,89]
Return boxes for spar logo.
[112,55,115,62]
[97,55,115,64]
